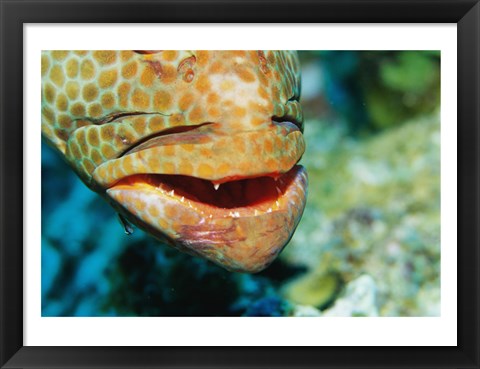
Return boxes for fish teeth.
[213,183,220,190]
[168,189,175,196]
[276,186,282,195]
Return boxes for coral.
[323,275,379,317]
[282,113,440,316]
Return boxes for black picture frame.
[1,0,479,368]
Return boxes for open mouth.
[102,117,306,219]
[94,116,307,272]
[109,165,305,218]
[106,164,307,273]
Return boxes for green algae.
[281,272,342,309]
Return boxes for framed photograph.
[1,0,479,368]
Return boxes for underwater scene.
[41,51,440,316]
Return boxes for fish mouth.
[109,165,306,217]
[106,166,307,273]
[96,120,307,273]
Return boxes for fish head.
[41,50,307,273]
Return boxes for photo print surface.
[41,50,440,317]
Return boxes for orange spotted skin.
[41,50,308,273]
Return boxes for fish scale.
[41,50,308,273]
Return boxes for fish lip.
[106,165,308,273]
[91,123,305,189]
[118,119,300,161]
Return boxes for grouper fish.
[41,50,307,273]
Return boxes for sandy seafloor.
[41,51,440,317]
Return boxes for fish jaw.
[95,120,307,273]
[106,165,307,273]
